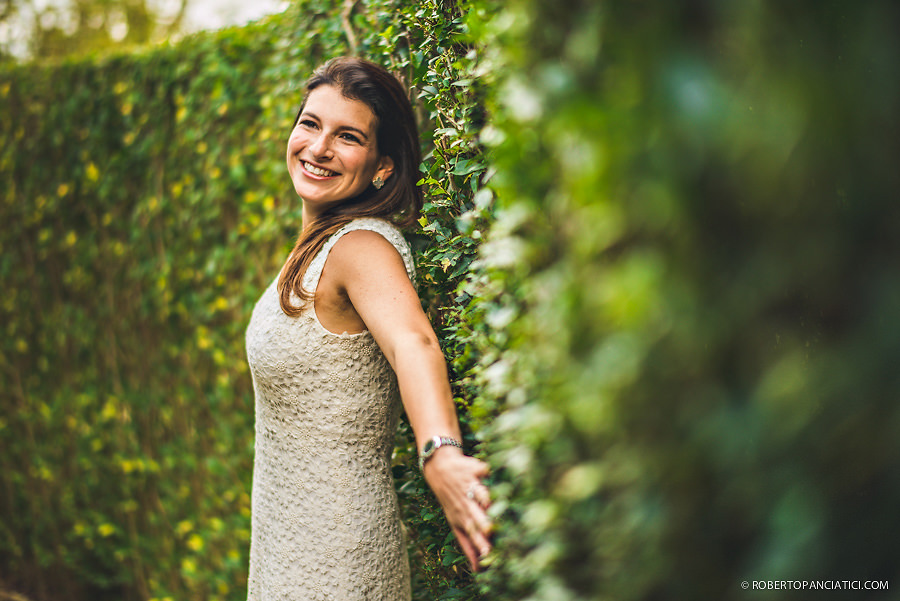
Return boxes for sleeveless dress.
[245,218,415,601]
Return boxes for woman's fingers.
[474,505,493,537]
[466,481,491,509]
[450,488,493,571]
[461,506,493,558]
[472,457,490,478]
[470,526,492,559]
[453,523,492,572]
[453,525,481,572]
[423,452,495,570]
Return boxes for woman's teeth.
[303,161,337,177]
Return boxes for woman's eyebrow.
[339,126,370,140]
[302,111,370,140]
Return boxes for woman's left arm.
[327,230,493,571]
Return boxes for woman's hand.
[422,447,493,572]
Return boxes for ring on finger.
[467,482,489,503]
[466,482,479,501]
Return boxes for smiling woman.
[275,58,423,314]
[285,84,393,221]
[244,57,493,600]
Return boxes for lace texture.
[245,218,415,601]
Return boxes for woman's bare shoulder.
[327,228,408,280]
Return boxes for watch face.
[423,439,436,455]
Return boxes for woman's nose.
[309,133,332,158]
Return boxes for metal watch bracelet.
[418,435,463,470]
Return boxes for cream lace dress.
[245,218,415,601]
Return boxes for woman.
[245,57,492,600]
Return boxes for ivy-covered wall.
[5,0,899,600]
[0,1,489,599]
[468,0,900,599]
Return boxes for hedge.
[466,0,900,599]
[0,1,489,599]
[5,0,899,600]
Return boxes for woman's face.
[286,84,393,219]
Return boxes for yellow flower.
[176,520,193,535]
[181,558,197,574]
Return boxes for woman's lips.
[302,160,338,177]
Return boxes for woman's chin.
[294,184,336,204]
[295,182,373,209]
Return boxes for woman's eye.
[340,133,361,144]
[298,119,318,129]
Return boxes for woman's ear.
[375,156,395,183]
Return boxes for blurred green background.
[2,0,898,600]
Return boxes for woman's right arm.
[326,230,494,569]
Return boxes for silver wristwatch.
[418,435,463,470]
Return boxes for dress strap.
[301,218,416,294]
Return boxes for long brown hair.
[277,57,423,316]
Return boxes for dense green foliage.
[466,0,900,599]
[5,0,899,599]
[1,0,190,62]
[0,1,488,599]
